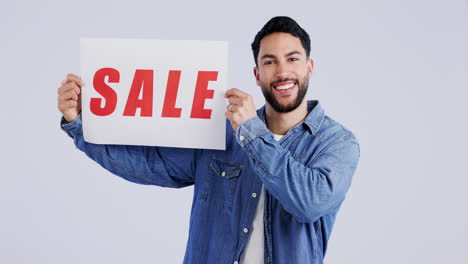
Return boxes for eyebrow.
[285,51,302,57]
[260,50,303,61]
[260,54,276,61]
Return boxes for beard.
[260,75,309,113]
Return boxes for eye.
[263,60,275,65]
[288,57,299,62]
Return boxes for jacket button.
[243,228,249,233]
[239,135,245,141]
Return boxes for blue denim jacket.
[61,100,359,264]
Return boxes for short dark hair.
[251,16,311,66]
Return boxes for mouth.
[273,81,296,95]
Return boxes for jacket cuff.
[60,114,83,138]
[235,116,271,147]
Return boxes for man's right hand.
[58,74,84,122]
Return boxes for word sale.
[90,68,219,119]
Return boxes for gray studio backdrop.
[1,0,467,263]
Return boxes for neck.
[265,100,309,135]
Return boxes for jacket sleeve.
[236,117,360,223]
[61,115,196,188]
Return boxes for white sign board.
[80,38,228,150]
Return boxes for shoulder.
[319,115,357,142]
[313,115,359,159]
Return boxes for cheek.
[257,72,269,84]
[296,68,310,80]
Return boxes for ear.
[307,58,314,78]
[253,67,261,86]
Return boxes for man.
[58,16,360,264]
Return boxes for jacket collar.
[257,100,325,135]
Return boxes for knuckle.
[62,83,71,91]
[67,83,77,91]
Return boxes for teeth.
[274,83,295,90]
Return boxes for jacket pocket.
[201,156,243,212]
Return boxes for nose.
[274,61,291,80]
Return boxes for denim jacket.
[61,100,360,264]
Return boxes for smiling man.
[59,16,360,264]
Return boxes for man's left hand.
[224,88,257,132]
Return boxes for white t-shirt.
[240,133,284,263]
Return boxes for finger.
[227,97,243,105]
[59,82,81,95]
[64,100,78,108]
[225,111,239,124]
[225,111,232,119]
[63,73,83,85]
[226,104,238,112]
[62,73,84,86]
[225,88,248,98]
[59,90,79,101]
[59,99,78,111]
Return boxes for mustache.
[270,78,297,87]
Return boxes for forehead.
[258,32,305,57]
